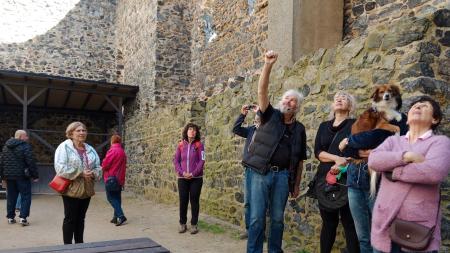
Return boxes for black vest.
[242,108,306,191]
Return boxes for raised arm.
[258,51,278,113]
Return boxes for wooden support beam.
[23,85,27,130]
[29,131,56,152]
[0,82,24,104]
[43,89,50,107]
[81,93,92,110]
[95,139,110,152]
[27,87,47,105]
[104,95,119,113]
[1,85,7,105]
[98,97,108,111]
[62,91,72,108]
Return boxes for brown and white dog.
[351,84,403,197]
[351,84,402,135]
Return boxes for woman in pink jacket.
[369,96,450,253]
[173,123,205,234]
[102,135,127,226]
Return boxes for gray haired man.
[242,51,307,253]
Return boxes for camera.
[246,105,256,110]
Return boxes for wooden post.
[23,85,28,130]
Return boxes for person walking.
[0,130,38,226]
[242,50,307,253]
[102,134,127,226]
[232,104,260,239]
[54,122,102,244]
[173,123,205,235]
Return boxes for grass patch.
[198,220,225,234]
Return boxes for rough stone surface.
[434,9,450,27]
[0,0,118,82]
[344,0,447,39]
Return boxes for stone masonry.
[124,10,450,252]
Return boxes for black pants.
[319,204,360,253]
[62,196,91,244]
[178,177,203,225]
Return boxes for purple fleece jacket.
[173,140,205,178]
[368,132,450,252]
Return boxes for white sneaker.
[19,218,29,226]
[7,218,16,224]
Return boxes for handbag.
[105,175,121,192]
[105,162,123,192]
[65,176,95,199]
[389,190,440,250]
[48,175,71,193]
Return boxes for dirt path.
[0,193,246,252]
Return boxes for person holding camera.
[242,50,307,253]
[0,129,38,226]
[232,104,260,239]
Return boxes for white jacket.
[54,139,102,180]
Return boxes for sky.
[0,0,79,43]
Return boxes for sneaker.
[7,218,16,224]
[19,218,29,226]
[15,208,20,213]
[178,224,187,233]
[110,217,117,224]
[190,225,199,234]
[115,216,127,226]
[239,230,248,240]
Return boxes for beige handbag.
[65,176,95,199]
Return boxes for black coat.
[0,138,38,180]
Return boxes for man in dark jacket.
[242,51,307,253]
[232,104,260,239]
[0,130,38,226]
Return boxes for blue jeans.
[16,194,21,209]
[244,167,251,230]
[373,243,438,253]
[247,168,289,253]
[348,187,375,253]
[106,189,124,219]
[6,179,31,219]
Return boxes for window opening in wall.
[202,13,217,43]
[247,0,255,15]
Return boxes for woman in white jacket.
[54,121,101,244]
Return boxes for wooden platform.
[0,237,170,253]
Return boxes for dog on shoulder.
[344,84,405,198]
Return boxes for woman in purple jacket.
[369,96,450,253]
[173,123,205,234]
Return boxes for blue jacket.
[346,113,408,189]
[232,114,257,159]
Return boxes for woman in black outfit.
[313,91,359,253]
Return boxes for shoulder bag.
[389,190,440,251]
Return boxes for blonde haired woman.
[54,122,101,244]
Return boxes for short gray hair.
[329,91,357,119]
[14,130,27,139]
[66,122,87,139]
[276,89,304,115]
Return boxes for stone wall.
[345,0,450,39]
[0,0,118,82]
[124,10,450,252]
[190,0,268,99]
